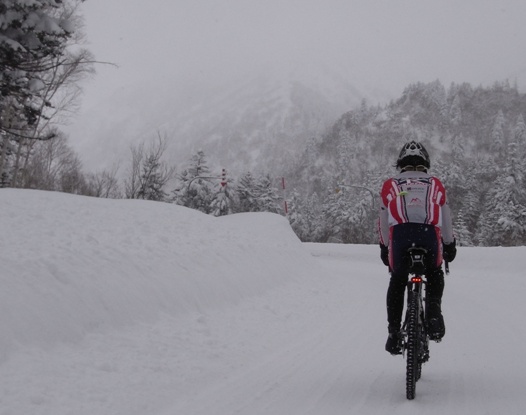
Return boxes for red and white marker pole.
[282,177,288,214]
[221,168,227,187]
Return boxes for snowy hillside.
[1,189,526,414]
[68,64,368,175]
[0,189,314,356]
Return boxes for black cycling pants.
[386,223,444,329]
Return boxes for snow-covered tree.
[210,181,235,217]
[0,0,94,187]
[137,154,169,201]
[513,114,526,159]
[1,0,74,179]
[0,0,74,127]
[320,186,349,243]
[124,136,174,201]
[235,171,259,213]
[490,110,506,159]
[454,209,473,247]
[449,94,462,130]
[254,174,283,214]
[459,163,483,238]
[478,151,525,246]
[287,189,310,240]
[173,150,214,213]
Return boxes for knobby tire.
[406,290,420,400]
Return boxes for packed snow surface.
[1,189,525,414]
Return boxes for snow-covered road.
[165,244,526,415]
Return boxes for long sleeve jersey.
[378,171,455,246]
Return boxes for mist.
[66,0,526,169]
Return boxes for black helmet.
[396,141,430,169]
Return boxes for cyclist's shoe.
[427,301,445,341]
[385,331,403,355]
[428,316,445,341]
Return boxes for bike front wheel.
[406,290,421,400]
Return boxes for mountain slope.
[69,64,371,175]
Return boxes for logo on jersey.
[409,197,424,207]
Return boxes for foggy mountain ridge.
[71,65,375,175]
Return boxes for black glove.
[380,244,390,267]
[443,239,457,263]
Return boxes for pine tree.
[449,94,462,131]
[472,156,499,245]
[440,135,466,216]
[125,136,173,200]
[288,189,326,242]
[454,210,473,247]
[490,110,506,159]
[254,174,282,214]
[210,182,235,217]
[287,189,308,240]
[514,114,526,159]
[479,142,525,246]
[319,189,344,243]
[235,172,259,213]
[187,150,211,179]
[460,164,483,239]
[137,154,168,201]
[173,150,213,213]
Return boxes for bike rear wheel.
[406,290,421,400]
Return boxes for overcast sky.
[77,0,526,108]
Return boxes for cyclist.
[378,141,457,355]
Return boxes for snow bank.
[0,189,316,360]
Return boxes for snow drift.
[0,189,317,360]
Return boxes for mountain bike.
[402,246,431,400]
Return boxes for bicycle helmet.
[396,140,430,169]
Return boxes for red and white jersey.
[378,171,454,246]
